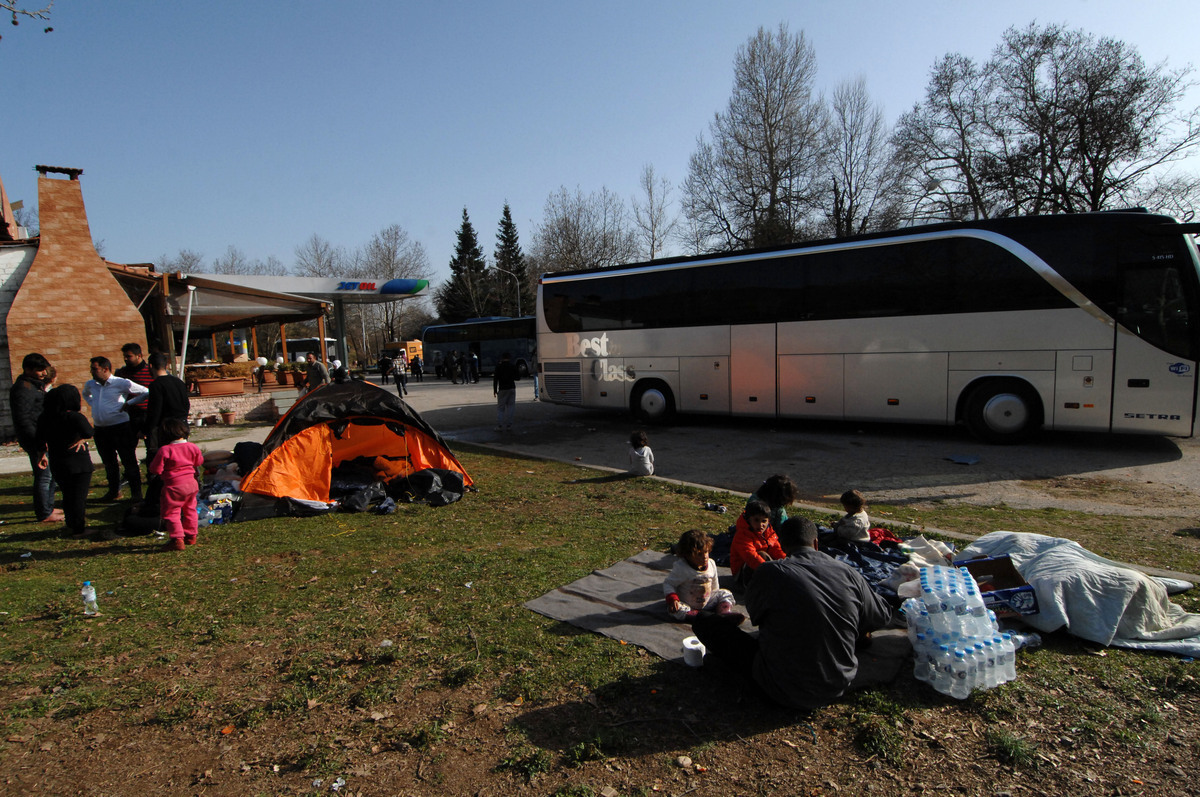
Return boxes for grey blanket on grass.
[525,549,911,686]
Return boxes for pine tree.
[434,208,490,322]
[492,203,532,317]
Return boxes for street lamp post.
[494,267,522,317]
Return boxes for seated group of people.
[663,475,898,711]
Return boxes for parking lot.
[401,377,1200,521]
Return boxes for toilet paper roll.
[682,635,706,667]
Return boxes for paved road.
[401,378,1200,521]
[7,375,1199,523]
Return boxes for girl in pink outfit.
[149,418,205,551]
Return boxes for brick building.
[1,167,148,438]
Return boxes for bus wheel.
[964,380,1043,443]
[631,381,675,424]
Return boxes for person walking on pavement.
[493,351,519,432]
[303,352,330,395]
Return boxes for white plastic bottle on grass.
[913,634,933,682]
[931,644,954,696]
[999,634,1017,682]
[949,649,971,699]
[81,581,98,616]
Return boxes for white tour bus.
[536,211,1200,442]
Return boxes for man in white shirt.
[83,356,149,502]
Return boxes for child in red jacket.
[729,499,785,590]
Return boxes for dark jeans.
[691,612,760,681]
[23,443,57,520]
[55,469,92,535]
[396,370,408,394]
[93,422,142,498]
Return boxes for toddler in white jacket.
[664,529,741,623]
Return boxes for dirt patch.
[4,664,1197,795]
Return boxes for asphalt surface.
[6,375,1198,578]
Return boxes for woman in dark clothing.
[36,384,95,538]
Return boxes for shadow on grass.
[565,473,638,485]
[0,539,168,564]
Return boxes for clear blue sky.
[3,1,1198,288]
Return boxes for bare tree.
[530,185,639,273]
[892,53,996,221]
[1,1,54,41]
[820,77,904,237]
[12,202,36,235]
[159,249,206,273]
[361,224,432,347]
[293,233,345,277]
[894,24,1200,221]
[631,164,678,260]
[682,24,828,251]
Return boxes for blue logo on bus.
[1169,362,1191,375]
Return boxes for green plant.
[496,745,552,783]
[986,728,1038,767]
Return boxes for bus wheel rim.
[981,393,1029,433]
[640,389,666,418]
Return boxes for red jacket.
[730,513,785,575]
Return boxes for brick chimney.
[6,167,147,392]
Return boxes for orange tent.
[240,381,472,506]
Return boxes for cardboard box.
[959,555,1040,617]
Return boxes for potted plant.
[217,405,236,425]
[186,364,246,397]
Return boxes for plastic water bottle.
[999,634,1017,682]
[945,588,968,635]
[1010,631,1043,652]
[913,634,933,682]
[924,586,949,635]
[81,581,99,616]
[981,640,998,688]
[931,644,954,696]
[949,649,971,699]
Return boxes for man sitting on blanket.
[692,516,897,710]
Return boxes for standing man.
[303,352,329,395]
[144,352,190,466]
[116,343,154,445]
[691,517,897,710]
[378,354,392,385]
[9,352,63,523]
[410,354,424,382]
[493,351,519,432]
[83,356,149,502]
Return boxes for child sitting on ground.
[664,529,741,622]
[833,489,871,542]
[628,430,654,476]
[729,499,785,590]
[149,417,205,552]
[748,473,797,529]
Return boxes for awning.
[109,267,329,333]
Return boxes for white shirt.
[83,376,149,427]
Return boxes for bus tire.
[963,379,1043,443]
[631,380,675,424]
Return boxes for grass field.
[1,444,1198,795]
